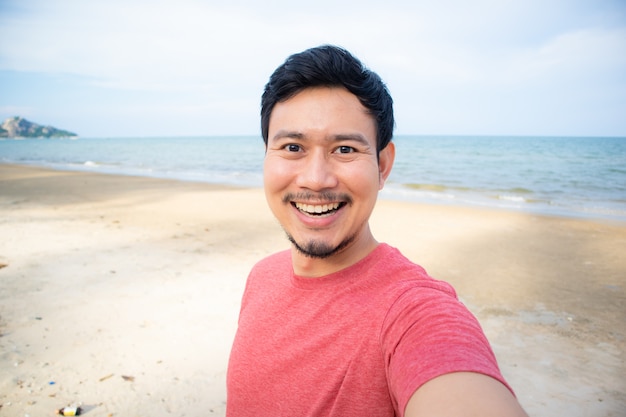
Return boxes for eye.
[284,144,301,152]
[335,145,355,154]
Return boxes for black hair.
[260,45,394,153]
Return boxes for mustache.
[282,191,353,205]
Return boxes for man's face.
[264,87,394,261]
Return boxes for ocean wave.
[497,195,527,203]
[403,183,472,192]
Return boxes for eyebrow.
[271,130,304,141]
[333,133,370,146]
[271,130,371,147]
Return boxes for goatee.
[286,233,356,259]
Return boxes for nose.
[295,149,338,191]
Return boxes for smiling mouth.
[293,202,344,216]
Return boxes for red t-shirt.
[227,244,511,416]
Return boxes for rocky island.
[0,116,78,138]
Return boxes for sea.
[1,135,625,222]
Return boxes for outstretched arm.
[405,372,528,417]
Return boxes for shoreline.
[1,163,625,416]
[4,161,626,224]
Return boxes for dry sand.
[0,163,624,416]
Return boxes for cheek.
[263,157,292,191]
[341,162,381,191]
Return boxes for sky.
[1,0,625,138]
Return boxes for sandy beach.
[1,163,624,417]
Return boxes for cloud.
[499,27,626,85]
[3,0,623,89]
[1,0,625,136]
[0,2,260,88]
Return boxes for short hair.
[260,45,394,153]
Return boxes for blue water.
[1,135,625,221]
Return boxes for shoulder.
[245,249,292,286]
[374,244,458,299]
[246,249,292,284]
[376,247,484,349]
[251,249,291,272]
[376,246,511,413]
[238,250,292,310]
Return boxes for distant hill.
[0,116,78,138]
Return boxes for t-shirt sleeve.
[380,283,511,415]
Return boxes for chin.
[287,233,355,259]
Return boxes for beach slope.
[0,164,624,416]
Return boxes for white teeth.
[295,202,340,214]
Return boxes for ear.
[378,142,395,190]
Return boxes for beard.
[286,231,356,259]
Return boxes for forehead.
[268,87,376,142]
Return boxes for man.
[226,45,528,417]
